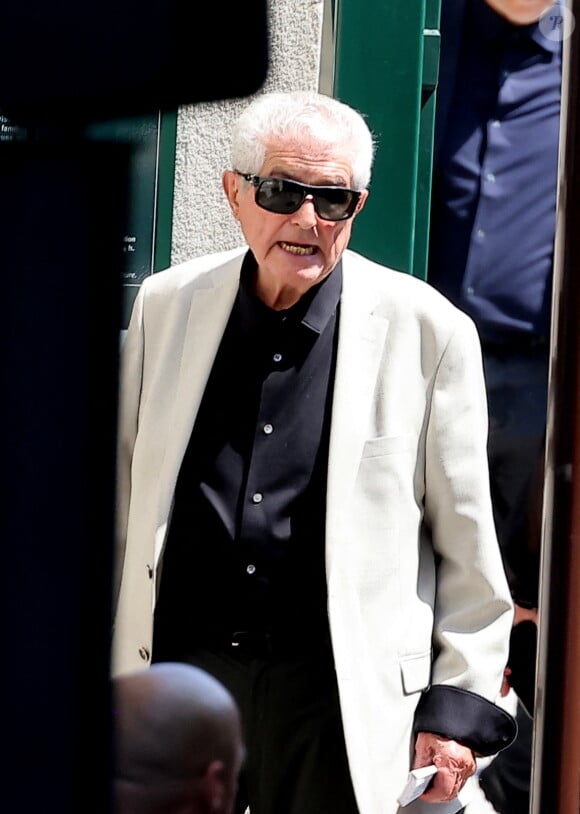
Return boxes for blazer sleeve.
[419,311,516,753]
[413,685,517,756]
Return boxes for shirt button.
[273,353,282,362]
[476,228,486,241]
[263,423,273,434]
[467,286,475,295]
[491,119,501,129]
[251,492,263,504]
[246,564,256,575]
[485,172,496,183]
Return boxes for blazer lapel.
[326,262,390,543]
[156,260,241,559]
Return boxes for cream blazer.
[112,247,513,814]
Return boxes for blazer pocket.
[361,434,414,459]
[399,651,432,695]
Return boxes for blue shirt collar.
[470,0,562,54]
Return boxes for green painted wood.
[414,4,441,280]
[86,110,177,327]
[153,109,178,273]
[332,0,440,278]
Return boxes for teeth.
[280,241,315,256]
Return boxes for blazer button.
[138,646,150,662]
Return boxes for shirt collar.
[238,250,342,337]
[470,0,512,44]
[470,0,562,55]
[530,1,564,54]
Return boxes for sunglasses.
[235,172,362,221]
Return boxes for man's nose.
[291,194,318,227]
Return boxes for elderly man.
[112,90,516,814]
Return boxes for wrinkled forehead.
[260,133,356,178]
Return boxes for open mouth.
[279,241,317,256]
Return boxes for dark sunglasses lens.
[256,179,304,214]
[315,188,357,220]
[255,178,358,221]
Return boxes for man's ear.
[200,760,227,812]
[222,171,241,220]
[354,189,369,216]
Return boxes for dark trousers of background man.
[484,347,548,606]
[475,346,548,814]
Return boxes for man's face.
[223,139,368,307]
[484,0,553,25]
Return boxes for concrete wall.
[170,0,325,265]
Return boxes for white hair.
[230,90,376,190]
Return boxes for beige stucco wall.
[170,0,325,265]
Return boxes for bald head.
[113,663,244,814]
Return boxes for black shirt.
[153,251,342,658]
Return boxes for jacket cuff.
[413,685,518,756]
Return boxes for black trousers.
[479,700,534,814]
[483,347,548,606]
[178,640,360,814]
[481,347,546,814]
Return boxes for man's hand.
[412,732,476,802]
[513,603,538,626]
[484,0,553,25]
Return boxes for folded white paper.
[397,765,438,806]
[398,774,478,814]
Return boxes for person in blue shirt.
[428,2,562,812]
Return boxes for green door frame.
[328,0,441,279]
